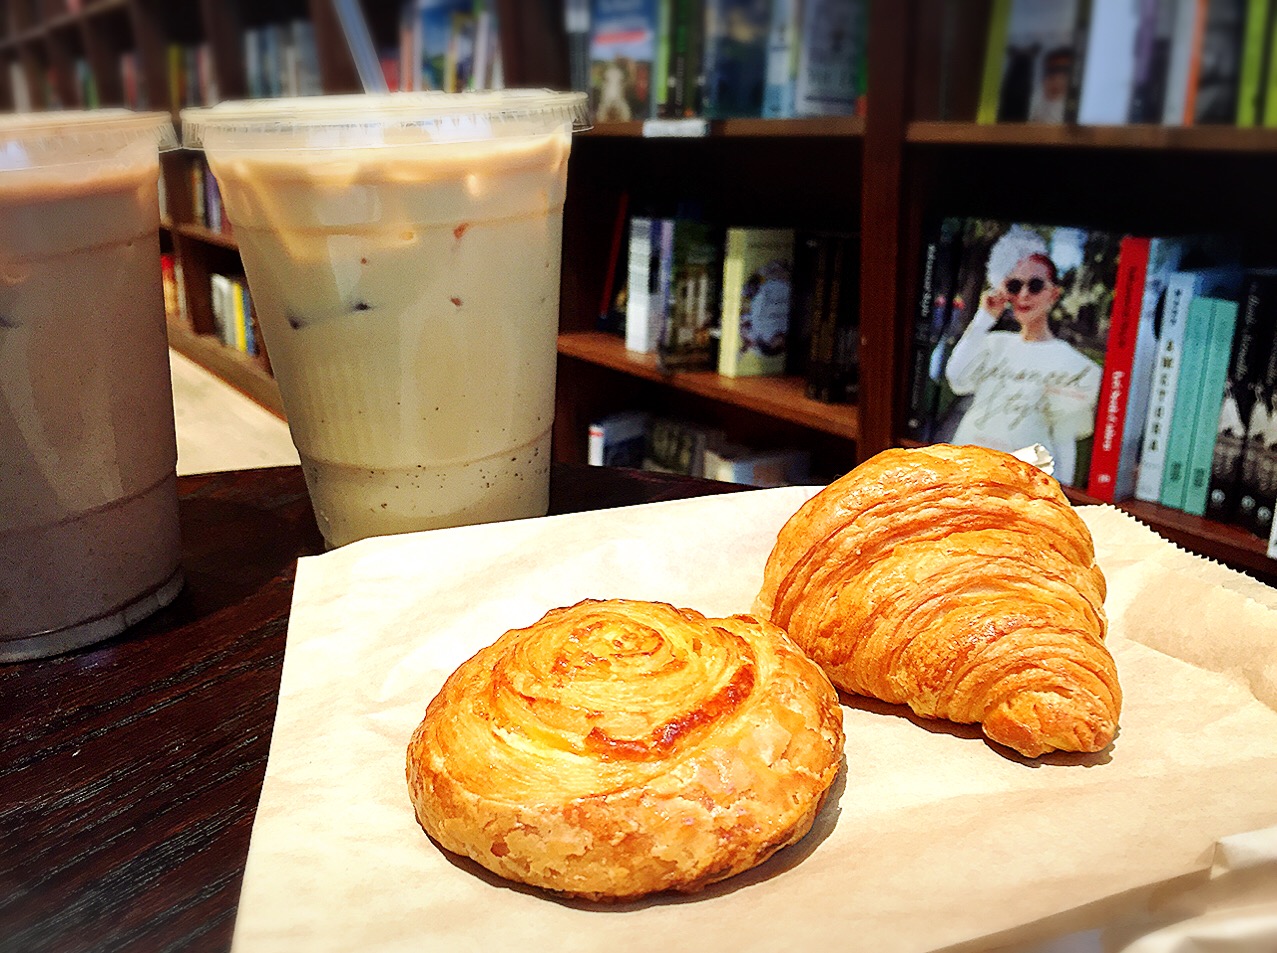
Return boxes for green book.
[1264,0,1277,124]
[653,0,672,116]
[977,0,1013,124]
[1237,0,1272,126]
[1183,299,1239,515]
[1160,297,1218,511]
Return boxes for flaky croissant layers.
[407,599,844,901]
[755,444,1121,758]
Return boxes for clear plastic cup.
[182,91,589,548]
[0,110,182,662]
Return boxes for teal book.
[1184,299,1240,515]
[1161,297,1219,510]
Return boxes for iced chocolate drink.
[183,92,587,547]
[0,112,182,661]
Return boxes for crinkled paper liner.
[231,488,1277,953]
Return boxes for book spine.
[1264,0,1277,123]
[1089,236,1151,501]
[1237,326,1277,535]
[1066,0,1097,124]
[1184,299,1240,515]
[1159,296,1216,510]
[717,230,747,377]
[977,0,1013,124]
[625,216,654,352]
[1162,0,1205,123]
[1135,272,1198,501]
[804,237,836,400]
[652,217,676,355]
[653,0,672,115]
[587,423,605,465]
[232,278,249,353]
[1181,0,1211,123]
[1237,0,1272,124]
[904,227,942,440]
[762,0,799,117]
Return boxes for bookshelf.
[5,0,1277,585]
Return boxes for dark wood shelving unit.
[5,0,1274,583]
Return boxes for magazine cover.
[589,0,658,122]
[927,220,1123,488]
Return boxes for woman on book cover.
[943,225,1102,486]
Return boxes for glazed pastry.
[406,598,844,901]
[756,444,1120,757]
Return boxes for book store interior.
[5,3,1277,953]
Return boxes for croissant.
[756,444,1120,757]
[406,598,844,901]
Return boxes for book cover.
[659,219,723,372]
[762,0,802,117]
[589,0,658,122]
[1077,0,1144,125]
[1159,296,1221,509]
[417,0,472,90]
[701,0,771,118]
[1183,298,1240,514]
[1088,235,1150,501]
[624,215,656,352]
[642,417,723,476]
[588,410,650,466]
[1134,262,1244,500]
[1162,0,1210,123]
[1204,270,1277,520]
[1235,0,1273,123]
[1129,0,1178,120]
[929,220,1121,488]
[981,0,1083,124]
[795,0,866,116]
[718,228,796,378]
[1237,322,1277,535]
[905,216,966,442]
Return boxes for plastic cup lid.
[181,89,591,151]
[0,110,177,173]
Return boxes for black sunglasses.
[1004,277,1049,296]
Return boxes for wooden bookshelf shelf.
[907,120,1277,154]
[175,222,238,251]
[557,331,860,441]
[166,318,284,419]
[584,116,865,139]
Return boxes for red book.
[1088,236,1151,501]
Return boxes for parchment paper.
[230,489,1277,953]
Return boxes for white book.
[1161,0,1204,124]
[625,217,654,353]
[1077,0,1143,124]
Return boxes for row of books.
[577,0,866,123]
[168,43,218,109]
[587,410,812,484]
[906,216,1277,543]
[980,0,1277,127]
[615,214,860,404]
[244,20,323,99]
[209,273,261,359]
[384,0,504,93]
[190,157,230,237]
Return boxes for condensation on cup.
[181,90,590,548]
[0,110,183,662]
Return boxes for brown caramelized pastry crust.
[756,444,1120,758]
[406,598,844,901]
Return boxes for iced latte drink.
[183,92,588,547]
[0,111,181,661]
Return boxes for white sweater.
[944,309,1103,485]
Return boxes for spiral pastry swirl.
[756,445,1120,757]
[406,598,844,901]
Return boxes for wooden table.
[0,463,743,953]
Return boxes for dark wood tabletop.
[0,463,744,953]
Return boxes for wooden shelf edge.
[908,120,1277,154]
[166,318,284,420]
[558,331,859,441]
[175,222,238,250]
[583,116,864,139]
